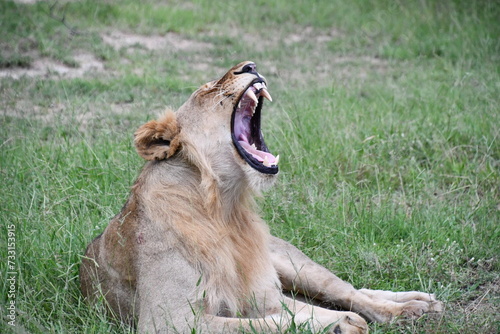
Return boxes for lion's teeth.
[246,89,258,104]
[251,143,256,149]
[274,155,280,165]
[260,88,273,102]
[263,156,271,167]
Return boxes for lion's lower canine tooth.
[274,155,280,165]
[246,89,258,104]
[263,156,270,167]
[261,88,273,102]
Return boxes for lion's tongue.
[239,139,278,166]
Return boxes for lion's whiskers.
[209,89,232,111]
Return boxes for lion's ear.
[134,110,180,161]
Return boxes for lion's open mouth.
[231,79,279,174]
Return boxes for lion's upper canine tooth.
[260,88,273,102]
[246,88,258,104]
[263,156,270,167]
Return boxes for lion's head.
[134,61,279,193]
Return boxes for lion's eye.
[241,63,256,73]
[233,63,258,76]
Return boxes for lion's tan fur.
[134,149,277,317]
[80,62,442,334]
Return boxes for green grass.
[1,0,499,333]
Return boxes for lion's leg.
[202,297,367,334]
[80,236,103,302]
[269,236,443,323]
[135,249,204,333]
[136,250,281,333]
[136,247,366,333]
[79,235,137,325]
[358,288,436,302]
[204,306,367,334]
[280,296,368,333]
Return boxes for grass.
[1,0,499,333]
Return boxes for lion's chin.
[242,164,278,193]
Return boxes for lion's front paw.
[356,289,444,323]
[329,313,368,334]
[398,299,444,319]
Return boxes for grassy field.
[1,0,499,333]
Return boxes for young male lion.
[80,62,442,333]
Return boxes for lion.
[79,61,443,333]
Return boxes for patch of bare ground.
[101,31,218,78]
[259,26,387,87]
[206,25,386,88]
[0,53,105,79]
[102,31,212,53]
[2,98,162,133]
[283,26,343,45]
[262,54,388,90]
[13,0,39,3]
[0,30,215,80]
